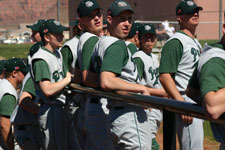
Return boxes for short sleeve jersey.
[77,32,99,71]
[133,50,161,88]
[92,36,138,83]
[0,94,16,117]
[61,36,79,74]
[23,77,36,98]
[0,79,18,117]
[159,31,201,91]
[126,41,138,55]
[189,43,225,98]
[31,47,65,103]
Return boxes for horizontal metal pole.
[135,20,220,24]
[69,83,225,125]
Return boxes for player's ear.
[177,15,181,23]
[44,34,50,43]
[107,15,112,25]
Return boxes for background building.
[69,0,225,40]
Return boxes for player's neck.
[181,28,195,39]
[6,77,17,89]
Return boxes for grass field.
[0,43,32,59]
[0,40,220,143]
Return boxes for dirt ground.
[155,124,220,150]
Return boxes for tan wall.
[69,0,224,40]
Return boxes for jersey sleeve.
[0,94,16,117]
[127,43,137,55]
[133,57,144,78]
[159,39,183,74]
[61,46,73,74]
[33,59,51,82]
[100,40,127,75]
[199,58,225,98]
[23,77,36,98]
[82,36,99,71]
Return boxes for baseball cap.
[176,0,203,16]
[70,19,79,26]
[107,0,134,16]
[127,22,141,38]
[0,60,6,74]
[77,0,101,17]
[139,24,156,38]
[26,19,45,32]
[40,19,69,35]
[5,58,29,73]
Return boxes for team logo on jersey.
[145,25,151,31]
[191,47,200,62]
[53,71,60,82]
[85,1,94,7]
[54,20,61,26]
[118,1,127,7]
[186,1,194,6]
[149,67,159,86]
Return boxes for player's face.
[140,33,156,54]
[108,11,133,39]
[80,9,103,35]
[14,71,25,84]
[31,31,41,42]
[48,33,64,49]
[179,10,200,27]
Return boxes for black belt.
[90,98,99,104]
[114,106,124,110]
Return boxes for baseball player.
[0,58,28,150]
[187,22,225,149]
[132,23,168,150]
[125,22,141,54]
[159,1,204,150]
[91,0,152,149]
[30,19,76,150]
[9,19,45,150]
[76,1,114,149]
[60,18,82,150]
[26,19,45,64]
[11,72,43,150]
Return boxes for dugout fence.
[70,83,225,150]
[136,20,220,41]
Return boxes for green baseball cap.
[26,19,45,32]
[0,60,6,74]
[77,0,101,17]
[70,19,79,26]
[139,24,156,38]
[40,19,69,35]
[107,0,134,16]
[127,22,141,38]
[5,58,29,73]
[176,0,203,16]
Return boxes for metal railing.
[70,83,225,150]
